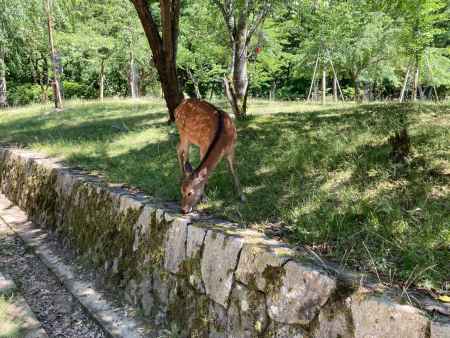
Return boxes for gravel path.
[0,225,107,338]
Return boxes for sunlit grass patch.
[0,295,25,338]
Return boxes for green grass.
[1,98,449,291]
[0,295,26,338]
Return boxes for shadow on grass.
[0,101,448,288]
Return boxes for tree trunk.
[412,66,419,102]
[389,127,410,162]
[352,74,360,103]
[231,25,248,118]
[269,81,276,101]
[129,51,139,99]
[399,67,410,103]
[322,69,326,104]
[209,83,214,100]
[131,0,183,122]
[0,49,7,108]
[40,55,49,103]
[308,56,320,101]
[224,76,240,117]
[187,68,201,99]
[333,74,337,102]
[99,59,105,102]
[45,0,63,110]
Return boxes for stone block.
[266,260,336,325]
[164,218,188,274]
[227,282,268,337]
[266,321,306,338]
[313,301,352,338]
[351,295,428,338]
[201,230,244,307]
[430,320,450,338]
[235,242,292,291]
[185,225,207,292]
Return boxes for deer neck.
[195,109,224,178]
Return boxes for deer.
[174,98,245,214]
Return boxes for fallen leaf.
[437,295,450,303]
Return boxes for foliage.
[1,0,449,104]
[8,84,52,106]
[62,80,92,99]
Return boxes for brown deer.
[175,98,245,214]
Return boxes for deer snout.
[181,206,192,214]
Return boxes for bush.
[341,86,355,100]
[8,84,52,106]
[61,81,92,99]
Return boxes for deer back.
[175,99,236,175]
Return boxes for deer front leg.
[177,139,190,176]
[225,150,246,203]
[199,146,209,203]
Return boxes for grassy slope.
[0,98,449,290]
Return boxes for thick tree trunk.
[45,0,63,110]
[0,50,7,108]
[213,0,270,118]
[99,59,105,102]
[131,0,184,122]
[231,26,248,117]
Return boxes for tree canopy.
[0,0,448,108]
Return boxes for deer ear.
[198,167,208,179]
[184,162,193,174]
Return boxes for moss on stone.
[167,277,209,338]
[262,265,286,294]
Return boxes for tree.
[0,0,25,108]
[44,0,63,109]
[397,0,447,101]
[211,0,271,118]
[130,0,184,122]
[178,0,228,99]
[294,1,397,102]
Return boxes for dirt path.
[0,222,106,338]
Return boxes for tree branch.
[129,0,163,65]
[211,0,235,44]
[246,2,271,46]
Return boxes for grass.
[0,295,26,338]
[0,97,449,291]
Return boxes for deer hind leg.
[225,150,246,202]
[177,138,190,176]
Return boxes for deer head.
[180,162,208,214]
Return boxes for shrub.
[61,81,92,99]
[8,84,52,106]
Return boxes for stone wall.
[0,147,448,338]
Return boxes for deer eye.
[187,191,193,197]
